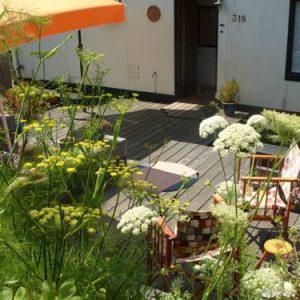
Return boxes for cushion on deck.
[135,161,199,192]
[151,161,198,178]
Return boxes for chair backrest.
[175,211,218,259]
[281,143,300,199]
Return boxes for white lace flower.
[117,206,157,235]
[132,228,140,235]
[199,116,229,139]
[215,181,242,205]
[246,115,268,133]
[177,214,190,222]
[241,267,296,299]
[193,256,220,278]
[283,281,297,299]
[211,203,248,228]
[213,123,263,156]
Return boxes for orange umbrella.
[0,0,125,48]
[0,0,125,151]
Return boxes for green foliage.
[111,94,138,116]
[0,15,194,299]
[166,278,192,300]
[1,175,47,203]
[64,228,148,299]
[76,49,104,66]
[0,280,81,300]
[5,82,59,120]
[0,8,48,53]
[217,80,240,103]
[41,280,81,300]
[30,50,58,60]
[0,63,150,299]
[262,109,300,146]
[142,278,192,300]
[29,206,100,235]
[0,181,29,287]
[0,128,6,147]
[0,287,14,300]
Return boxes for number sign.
[232,15,246,23]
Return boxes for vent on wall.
[128,64,140,79]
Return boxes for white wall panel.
[16,1,175,95]
[217,0,300,112]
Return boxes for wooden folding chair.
[213,144,300,236]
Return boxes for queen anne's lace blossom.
[213,123,263,156]
[117,206,157,235]
[211,202,248,228]
[241,267,296,299]
[246,114,268,133]
[199,116,229,139]
[193,256,221,278]
[215,181,242,205]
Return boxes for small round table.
[256,239,293,269]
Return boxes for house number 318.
[232,15,246,23]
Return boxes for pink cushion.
[281,143,300,199]
[135,161,199,192]
[176,247,229,263]
[246,187,286,209]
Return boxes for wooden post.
[0,97,13,152]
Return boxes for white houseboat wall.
[14,0,300,112]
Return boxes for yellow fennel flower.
[66,167,76,174]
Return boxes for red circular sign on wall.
[147,5,161,22]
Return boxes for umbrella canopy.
[0,0,125,48]
[0,0,125,151]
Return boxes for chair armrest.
[212,194,226,205]
[241,176,299,183]
[156,217,176,240]
[247,154,283,160]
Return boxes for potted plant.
[217,80,240,116]
[2,82,59,153]
[6,82,59,121]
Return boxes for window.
[286,0,300,81]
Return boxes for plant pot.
[0,114,16,131]
[0,114,16,151]
[222,102,236,116]
[104,134,127,162]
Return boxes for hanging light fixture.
[214,0,225,10]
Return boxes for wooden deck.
[53,100,300,257]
